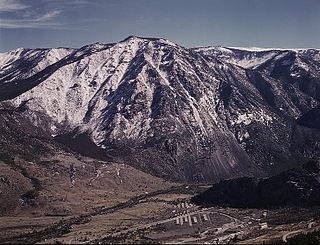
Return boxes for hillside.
[191,158,320,208]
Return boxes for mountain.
[191,158,320,208]
[0,36,319,182]
[0,102,174,216]
[193,46,320,108]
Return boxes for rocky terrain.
[0,36,319,183]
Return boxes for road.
[282,230,303,243]
[282,220,317,242]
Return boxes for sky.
[0,0,319,52]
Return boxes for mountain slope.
[298,105,320,129]
[191,158,320,208]
[0,36,319,182]
[0,103,174,216]
[194,46,320,103]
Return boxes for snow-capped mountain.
[0,36,319,182]
[193,46,320,101]
[192,46,320,68]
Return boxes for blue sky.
[0,0,319,52]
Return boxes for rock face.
[0,36,319,182]
[191,158,320,208]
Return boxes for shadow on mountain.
[191,158,320,208]
[54,131,112,162]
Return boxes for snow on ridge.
[192,46,278,69]
[194,46,320,53]
[229,46,320,52]
[192,45,320,69]
[0,47,74,68]
[119,35,178,48]
[8,36,159,137]
[0,47,27,67]
[228,46,290,52]
[158,38,178,47]
[192,46,233,53]
[0,47,75,83]
[5,37,211,145]
[3,37,315,142]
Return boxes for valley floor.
[1,176,320,244]
[1,152,320,244]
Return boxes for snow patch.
[231,110,273,126]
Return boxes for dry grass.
[0,152,177,241]
[43,196,188,244]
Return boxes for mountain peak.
[0,37,319,182]
[121,35,159,42]
[120,35,178,47]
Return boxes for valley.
[1,130,318,244]
[1,172,320,244]
[0,36,320,244]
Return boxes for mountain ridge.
[0,36,319,182]
[191,158,320,208]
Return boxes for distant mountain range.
[0,36,319,182]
